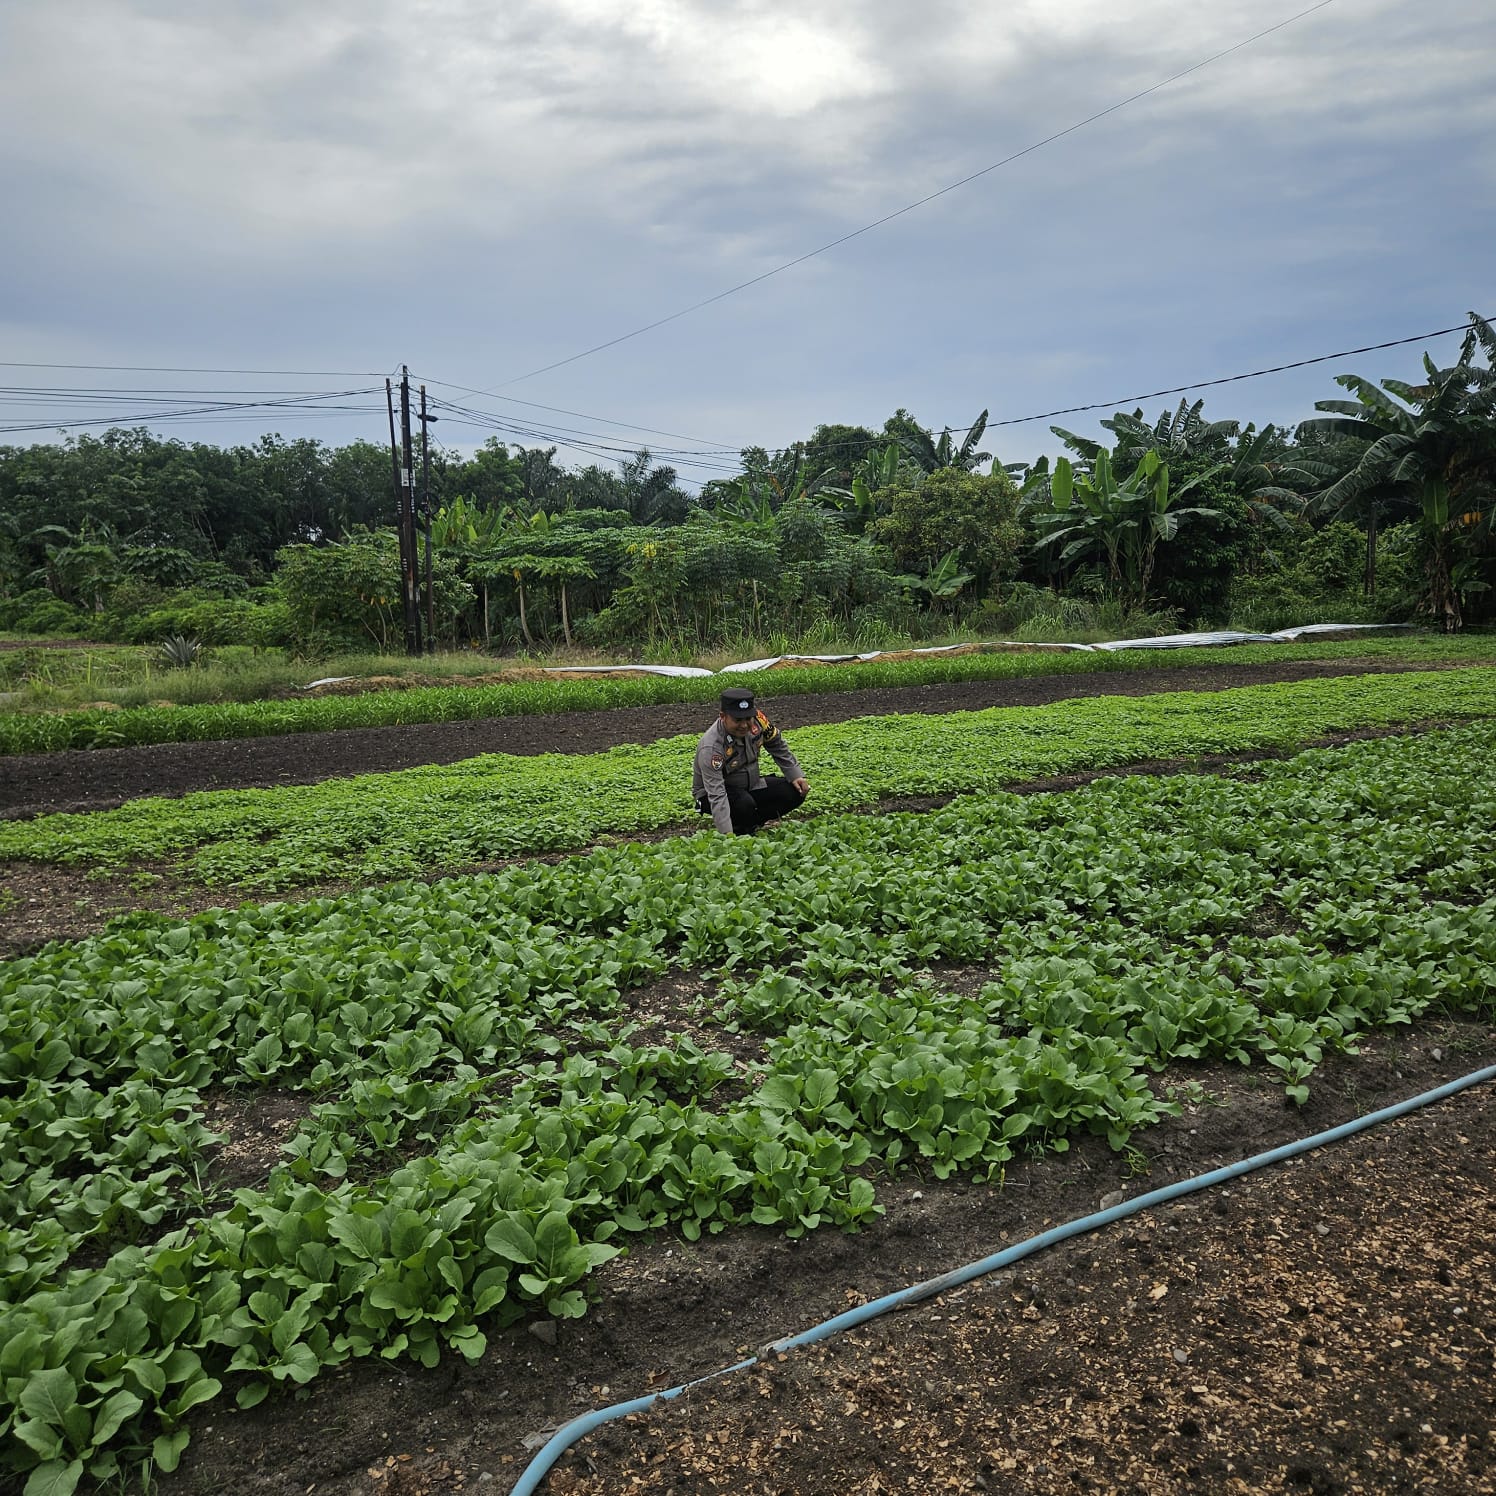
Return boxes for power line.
[983,319,1485,432]
[423,395,739,460]
[0,360,391,377]
[412,373,735,450]
[0,386,383,436]
[425,397,745,476]
[495,0,1338,389]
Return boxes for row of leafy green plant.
[3,667,1493,892]
[2,632,1491,756]
[3,718,1496,1491]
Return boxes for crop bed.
[6,654,1491,821]
[2,671,1495,1494]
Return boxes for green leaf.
[273,1344,321,1385]
[12,1419,64,1461]
[533,1210,575,1261]
[87,1389,143,1447]
[472,1265,511,1315]
[125,1357,166,1397]
[20,1368,78,1429]
[23,1459,83,1496]
[388,1209,430,1263]
[168,1376,222,1412]
[483,1216,537,1265]
[329,1211,385,1261]
[152,1427,191,1473]
[236,1380,270,1409]
[449,1326,488,1362]
[0,1327,44,1378]
[34,1040,72,1080]
[803,1069,839,1111]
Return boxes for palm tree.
[1298,312,1496,629]
[619,449,684,524]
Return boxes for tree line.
[1,314,1491,652]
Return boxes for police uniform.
[693,689,806,835]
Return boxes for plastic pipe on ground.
[507,1063,1495,1496]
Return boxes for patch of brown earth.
[199,1087,317,1191]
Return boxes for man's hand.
[793,777,809,796]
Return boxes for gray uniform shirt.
[692,710,803,835]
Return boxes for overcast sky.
[2,0,1493,485]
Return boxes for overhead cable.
[0,360,391,377]
[983,319,1487,431]
[413,373,735,451]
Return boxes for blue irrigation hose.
[507,1063,1496,1496]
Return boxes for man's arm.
[760,714,806,789]
[694,735,736,834]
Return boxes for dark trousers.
[698,777,806,835]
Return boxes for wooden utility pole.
[398,367,423,655]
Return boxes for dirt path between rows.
[157,1021,1496,1496]
[0,656,1477,820]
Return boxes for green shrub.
[6,593,91,636]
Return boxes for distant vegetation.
[1,314,1491,657]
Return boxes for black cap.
[720,688,755,714]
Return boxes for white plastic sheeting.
[719,653,878,674]
[1090,631,1279,652]
[542,664,713,678]
[1089,623,1411,652]
[621,623,1411,674]
[297,623,1412,689]
[1269,623,1412,641]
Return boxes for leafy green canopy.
[2,669,1492,889]
[2,720,1494,1489]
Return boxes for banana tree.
[821,442,903,532]
[914,548,976,612]
[1034,449,1222,610]
[26,520,123,612]
[1121,452,1226,608]
[431,496,507,643]
[1298,312,1496,629]
[896,411,993,473]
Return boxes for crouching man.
[693,688,809,835]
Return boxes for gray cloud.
[2,0,1492,462]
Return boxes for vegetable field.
[3,666,1495,1493]
[2,668,1494,890]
